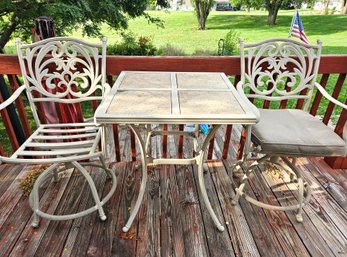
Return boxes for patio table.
[95,71,257,232]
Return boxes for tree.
[230,0,312,25]
[0,0,169,49]
[265,0,284,25]
[234,0,262,12]
[191,0,214,30]
[342,0,347,14]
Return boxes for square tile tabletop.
[95,71,257,125]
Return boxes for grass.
[127,10,347,54]
[4,10,347,55]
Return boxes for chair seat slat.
[26,140,95,149]
[17,148,90,156]
[34,133,98,140]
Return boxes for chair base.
[232,155,312,222]
[29,157,117,228]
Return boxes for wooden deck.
[0,125,347,257]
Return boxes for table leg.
[123,124,225,232]
[123,124,148,233]
[197,124,225,231]
[232,125,252,204]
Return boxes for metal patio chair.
[0,37,117,227]
[234,38,347,222]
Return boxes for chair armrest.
[103,83,111,95]
[0,85,26,111]
[314,82,347,110]
[315,82,347,147]
[93,82,112,126]
[236,81,260,122]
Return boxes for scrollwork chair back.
[16,37,109,125]
[239,38,322,111]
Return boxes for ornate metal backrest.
[240,38,322,111]
[16,37,108,123]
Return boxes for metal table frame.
[95,71,256,232]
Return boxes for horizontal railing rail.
[0,55,346,168]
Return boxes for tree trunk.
[194,0,212,30]
[266,0,282,25]
[343,1,347,14]
[0,15,18,49]
[198,17,206,30]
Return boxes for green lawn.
[4,10,347,55]
[73,10,347,55]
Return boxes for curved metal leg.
[296,177,304,222]
[197,125,225,231]
[30,163,60,227]
[53,167,59,182]
[123,124,148,233]
[72,161,106,221]
[233,155,311,222]
[145,128,153,163]
[29,157,117,227]
[282,157,307,222]
[232,154,270,205]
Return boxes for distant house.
[167,0,193,10]
[313,1,342,11]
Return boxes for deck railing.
[0,55,346,168]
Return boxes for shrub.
[107,32,157,56]
[193,49,217,56]
[223,30,240,56]
[157,43,186,56]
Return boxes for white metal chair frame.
[0,37,117,227]
[234,38,347,222]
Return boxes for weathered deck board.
[9,169,73,257]
[86,162,127,257]
[209,160,260,257]
[193,163,235,257]
[61,167,108,257]
[0,125,347,257]
[222,160,288,257]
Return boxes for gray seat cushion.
[252,109,346,157]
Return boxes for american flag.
[289,10,309,44]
